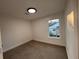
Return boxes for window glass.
[48,19,60,38]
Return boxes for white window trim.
[48,18,61,39]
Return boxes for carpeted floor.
[3,40,68,59]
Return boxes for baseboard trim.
[66,47,69,59]
[32,40,65,48]
[3,39,32,53]
[4,39,65,53]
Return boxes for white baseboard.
[3,39,32,52]
[3,39,65,52]
[33,39,65,47]
[66,47,69,59]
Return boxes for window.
[48,19,60,38]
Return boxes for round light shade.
[27,8,37,14]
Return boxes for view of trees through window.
[48,19,60,38]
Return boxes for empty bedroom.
[0,0,78,59]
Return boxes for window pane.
[48,19,60,37]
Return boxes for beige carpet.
[4,40,68,59]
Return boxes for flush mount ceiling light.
[27,7,37,14]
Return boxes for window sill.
[48,36,60,39]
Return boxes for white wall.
[65,0,78,59]
[32,13,66,46]
[0,16,32,52]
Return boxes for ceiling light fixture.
[27,7,37,14]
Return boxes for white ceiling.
[0,0,66,20]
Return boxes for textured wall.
[65,0,78,59]
[0,17,32,52]
[32,13,66,46]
